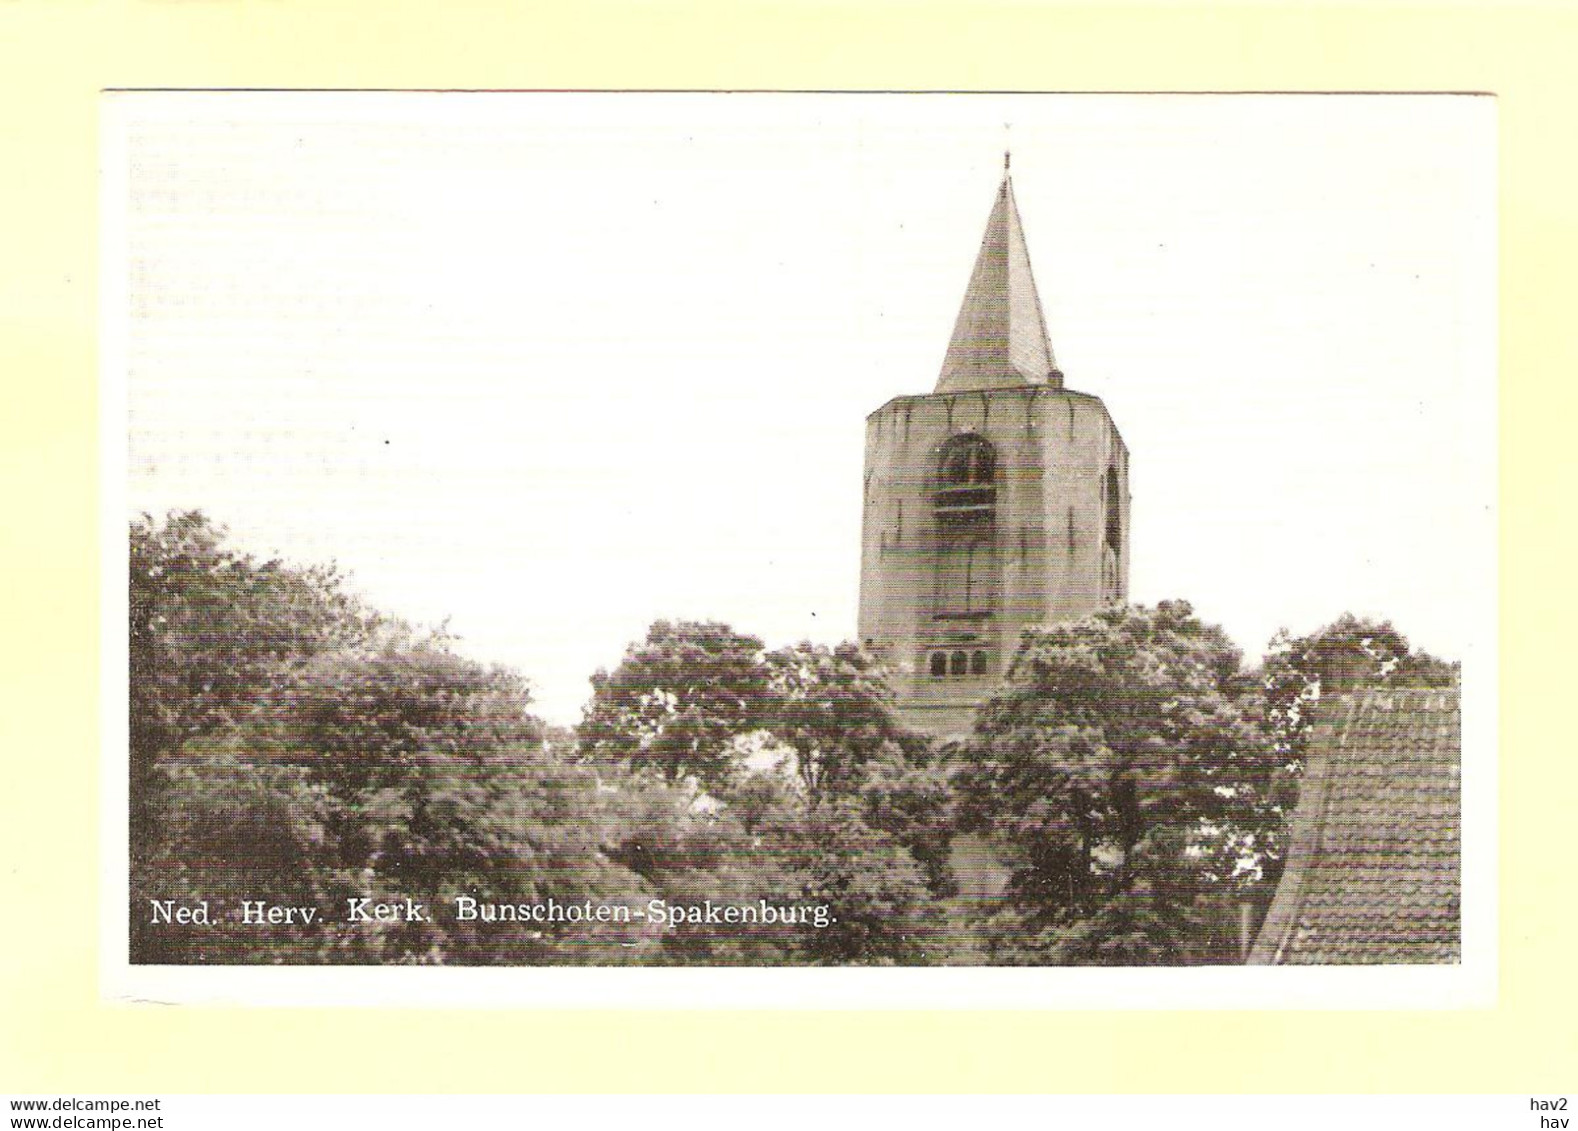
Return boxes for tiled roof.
[935,172,1060,394]
[1248,687,1461,965]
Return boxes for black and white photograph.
[104,92,1495,1004]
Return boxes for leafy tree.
[129,511,378,858]
[1260,612,1458,768]
[132,534,968,968]
[127,514,656,965]
[595,759,949,966]
[541,723,579,761]
[579,621,771,789]
[764,641,927,800]
[281,646,646,965]
[130,511,379,762]
[854,747,957,897]
[578,621,964,962]
[599,771,805,964]
[136,643,647,964]
[726,785,944,966]
[130,743,338,964]
[582,625,930,797]
[785,797,945,964]
[957,601,1279,965]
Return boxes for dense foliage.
[578,621,772,790]
[580,623,950,962]
[130,513,1456,967]
[1260,612,1459,769]
[129,511,379,863]
[955,602,1278,964]
[132,516,944,965]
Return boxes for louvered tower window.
[935,433,997,530]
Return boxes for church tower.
[857,160,1130,736]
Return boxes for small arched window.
[929,651,948,678]
[936,434,998,530]
[971,650,988,675]
[950,650,969,676]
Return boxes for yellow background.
[1,0,1570,1093]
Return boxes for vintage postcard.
[101,91,1496,1008]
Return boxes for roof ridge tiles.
[1248,685,1461,965]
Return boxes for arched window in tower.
[1104,465,1122,553]
[935,433,997,530]
[940,433,995,485]
[950,650,969,676]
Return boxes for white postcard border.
[98,92,1498,1010]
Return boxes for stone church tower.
[858,161,1130,736]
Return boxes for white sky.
[112,93,1496,724]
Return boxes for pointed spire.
[935,167,1061,394]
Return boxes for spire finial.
[1004,148,1011,173]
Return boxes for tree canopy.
[956,601,1279,964]
[132,519,950,966]
[129,515,1458,968]
[1260,611,1459,770]
[579,620,952,961]
[764,640,929,800]
[129,512,382,872]
[578,620,772,788]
